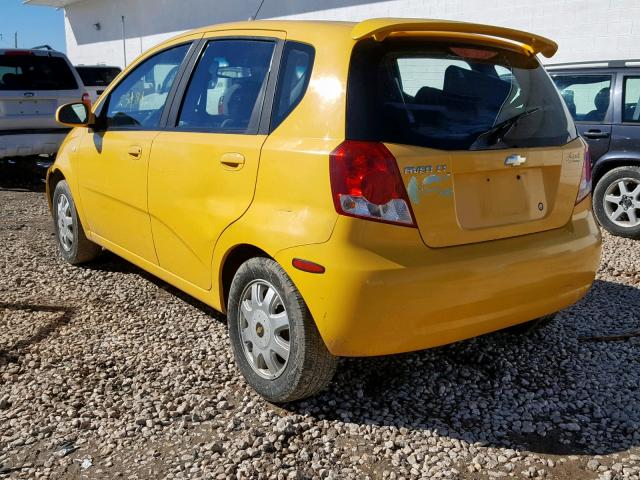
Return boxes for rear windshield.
[347,39,577,151]
[75,66,121,87]
[0,54,78,90]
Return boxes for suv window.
[75,66,121,87]
[623,77,640,123]
[105,44,190,129]
[0,54,77,90]
[347,39,576,151]
[177,39,275,133]
[551,74,612,123]
[271,42,315,130]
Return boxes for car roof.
[546,59,640,71]
[166,18,557,57]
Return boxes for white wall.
[63,0,640,68]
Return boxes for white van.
[0,48,87,161]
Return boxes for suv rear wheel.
[52,180,101,264]
[593,166,640,239]
[227,257,338,403]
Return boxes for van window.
[623,77,640,123]
[0,54,77,90]
[551,74,612,122]
[271,42,315,130]
[177,39,275,133]
[347,39,577,151]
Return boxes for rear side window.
[177,39,275,133]
[347,39,577,151]
[551,74,612,123]
[75,66,121,87]
[0,54,78,90]
[623,77,640,123]
[271,42,315,130]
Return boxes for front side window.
[348,39,576,151]
[623,77,640,123]
[105,44,190,129]
[177,39,275,133]
[551,74,612,123]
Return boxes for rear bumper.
[0,130,70,159]
[275,198,601,357]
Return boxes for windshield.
[0,54,78,90]
[75,66,121,87]
[347,39,577,151]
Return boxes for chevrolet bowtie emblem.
[505,154,526,167]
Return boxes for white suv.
[0,48,87,161]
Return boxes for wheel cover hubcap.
[238,280,291,380]
[603,177,640,228]
[56,194,74,251]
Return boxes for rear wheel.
[52,180,101,264]
[593,166,640,239]
[227,257,338,403]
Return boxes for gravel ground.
[1,160,640,479]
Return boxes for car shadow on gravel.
[84,251,224,321]
[287,279,640,457]
[0,158,49,193]
[0,302,75,367]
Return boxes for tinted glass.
[105,44,189,129]
[347,39,577,151]
[177,39,275,133]
[623,77,640,123]
[271,42,314,130]
[551,74,612,122]
[75,66,121,87]
[0,54,77,90]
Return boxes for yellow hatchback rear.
[48,18,601,403]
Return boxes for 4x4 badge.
[505,154,526,167]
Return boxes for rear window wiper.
[472,106,543,147]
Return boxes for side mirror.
[56,102,94,127]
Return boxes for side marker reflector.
[292,258,325,274]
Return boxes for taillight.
[576,146,592,205]
[81,92,91,107]
[329,140,416,227]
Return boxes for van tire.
[593,166,640,239]
[227,257,338,403]
[52,180,101,264]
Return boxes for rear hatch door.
[346,32,584,247]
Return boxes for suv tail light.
[576,146,592,205]
[81,92,91,107]
[329,140,416,227]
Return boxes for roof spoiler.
[351,18,558,58]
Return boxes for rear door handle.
[128,145,142,158]
[220,152,245,170]
[583,130,610,139]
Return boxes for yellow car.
[48,18,601,403]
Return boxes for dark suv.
[549,60,640,239]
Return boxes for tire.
[52,180,101,264]
[227,257,338,403]
[503,314,555,335]
[593,166,640,239]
